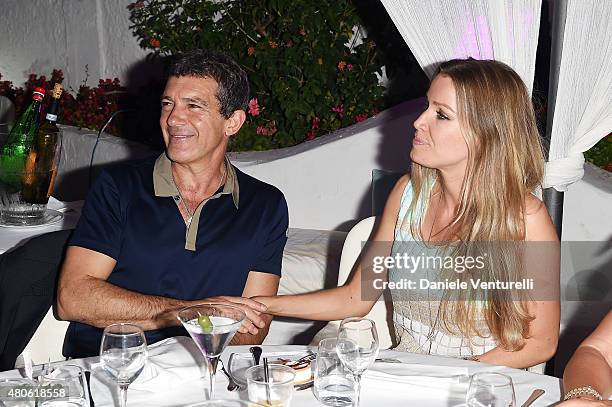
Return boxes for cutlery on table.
[85,370,96,406]
[375,358,402,363]
[219,360,240,391]
[521,389,545,407]
[249,346,262,365]
[292,352,316,364]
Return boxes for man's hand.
[200,296,268,335]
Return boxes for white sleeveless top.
[388,179,497,357]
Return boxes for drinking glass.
[314,338,356,406]
[336,317,379,407]
[466,372,516,407]
[0,377,37,407]
[100,323,148,407]
[246,364,295,407]
[177,304,245,400]
[38,365,90,407]
[0,129,10,150]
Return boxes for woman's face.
[411,75,469,173]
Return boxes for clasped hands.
[173,295,269,335]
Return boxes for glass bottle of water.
[0,87,46,175]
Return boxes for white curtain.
[543,0,612,191]
[379,0,542,92]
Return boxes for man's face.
[160,75,231,166]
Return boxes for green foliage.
[128,0,385,151]
[584,134,612,172]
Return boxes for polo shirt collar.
[153,153,239,209]
[152,153,240,251]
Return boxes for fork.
[292,352,316,364]
[219,360,240,391]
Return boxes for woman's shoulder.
[392,173,411,195]
[524,194,559,241]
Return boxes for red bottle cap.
[32,87,46,101]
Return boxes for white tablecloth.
[0,197,83,254]
[0,337,562,406]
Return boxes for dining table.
[0,336,563,407]
[0,197,83,255]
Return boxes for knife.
[85,370,95,407]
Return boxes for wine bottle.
[0,87,46,185]
[22,83,64,204]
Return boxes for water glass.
[38,365,90,407]
[466,372,516,407]
[246,364,295,407]
[336,317,379,407]
[0,377,37,407]
[0,129,10,150]
[314,338,356,406]
[100,323,148,407]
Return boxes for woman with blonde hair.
[257,59,560,369]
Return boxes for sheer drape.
[379,0,542,92]
[542,0,612,191]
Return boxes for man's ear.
[224,110,247,137]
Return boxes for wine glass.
[177,304,245,400]
[466,372,516,407]
[335,317,379,407]
[100,323,148,407]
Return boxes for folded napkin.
[47,197,84,214]
[362,363,469,396]
[90,337,208,406]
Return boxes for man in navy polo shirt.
[57,49,288,358]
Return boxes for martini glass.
[178,304,246,400]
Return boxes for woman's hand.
[197,296,267,335]
[557,399,612,406]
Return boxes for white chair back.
[17,309,69,367]
[310,216,394,349]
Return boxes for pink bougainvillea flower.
[306,130,316,141]
[311,116,320,130]
[247,47,255,56]
[331,104,344,114]
[128,1,144,10]
[299,28,306,36]
[256,124,277,137]
[355,113,368,123]
[248,98,260,116]
[337,61,347,71]
[347,63,354,71]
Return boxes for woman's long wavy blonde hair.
[407,59,545,350]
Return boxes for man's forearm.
[57,276,188,330]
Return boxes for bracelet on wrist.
[563,385,603,401]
